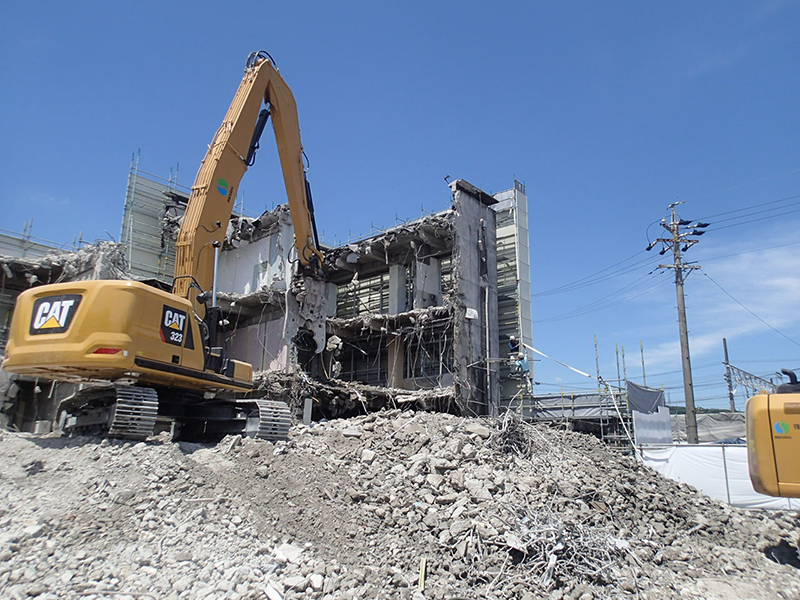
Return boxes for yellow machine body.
[0,51,314,440]
[3,280,252,392]
[746,393,800,498]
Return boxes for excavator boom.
[174,51,323,310]
[1,51,323,441]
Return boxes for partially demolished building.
[120,166,534,419]
[1,164,534,430]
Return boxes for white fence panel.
[640,444,795,510]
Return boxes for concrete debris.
[274,543,305,565]
[324,211,454,273]
[218,288,286,312]
[226,205,291,248]
[160,198,290,250]
[0,242,128,287]
[328,305,452,335]
[1,411,799,600]
[253,370,457,419]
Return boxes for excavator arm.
[174,51,324,312]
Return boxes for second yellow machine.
[2,51,326,441]
[746,369,800,498]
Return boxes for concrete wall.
[226,317,290,372]
[218,233,286,295]
[450,181,500,416]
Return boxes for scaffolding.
[503,384,634,447]
[119,157,189,284]
[493,181,533,406]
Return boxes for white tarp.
[640,444,795,510]
[670,412,745,442]
[633,406,673,445]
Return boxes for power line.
[534,252,657,296]
[736,358,800,364]
[702,239,800,263]
[535,275,669,323]
[709,207,800,232]
[707,199,800,225]
[700,269,800,348]
[696,193,800,221]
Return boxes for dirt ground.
[1,410,799,599]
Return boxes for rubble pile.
[1,411,799,600]
[0,242,127,287]
[253,371,457,419]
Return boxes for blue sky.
[2,1,799,409]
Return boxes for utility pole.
[640,340,647,386]
[722,338,737,412]
[594,335,602,395]
[647,202,709,444]
[621,344,627,383]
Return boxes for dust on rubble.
[1,411,799,600]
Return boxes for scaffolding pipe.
[211,241,221,306]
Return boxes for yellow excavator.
[2,51,326,441]
[746,369,800,497]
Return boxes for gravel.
[1,410,799,599]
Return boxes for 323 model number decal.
[160,306,187,347]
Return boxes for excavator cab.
[746,369,800,497]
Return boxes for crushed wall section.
[450,181,500,416]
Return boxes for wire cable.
[696,193,800,221]
[700,269,800,348]
[702,239,800,263]
[534,251,656,296]
[710,207,800,232]
[535,275,669,323]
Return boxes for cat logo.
[29,294,82,335]
[160,305,188,347]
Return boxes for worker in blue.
[508,335,521,355]
[515,352,533,393]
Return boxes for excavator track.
[60,385,159,440]
[107,386,159,440]
[247,399,292,441]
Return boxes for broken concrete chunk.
[450,519,472,536]
[426,473,444,489]
[461,443,477,459]
[224,434,243,453]
[361,449,377,463]
[23,524,45,539]
[283,575,308,590]
[435,493,459,504]
[274,542,304,564]
[465,478,492,500]
[265,583,284,600]
[464,423,491,439]
[309,573,324,591]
